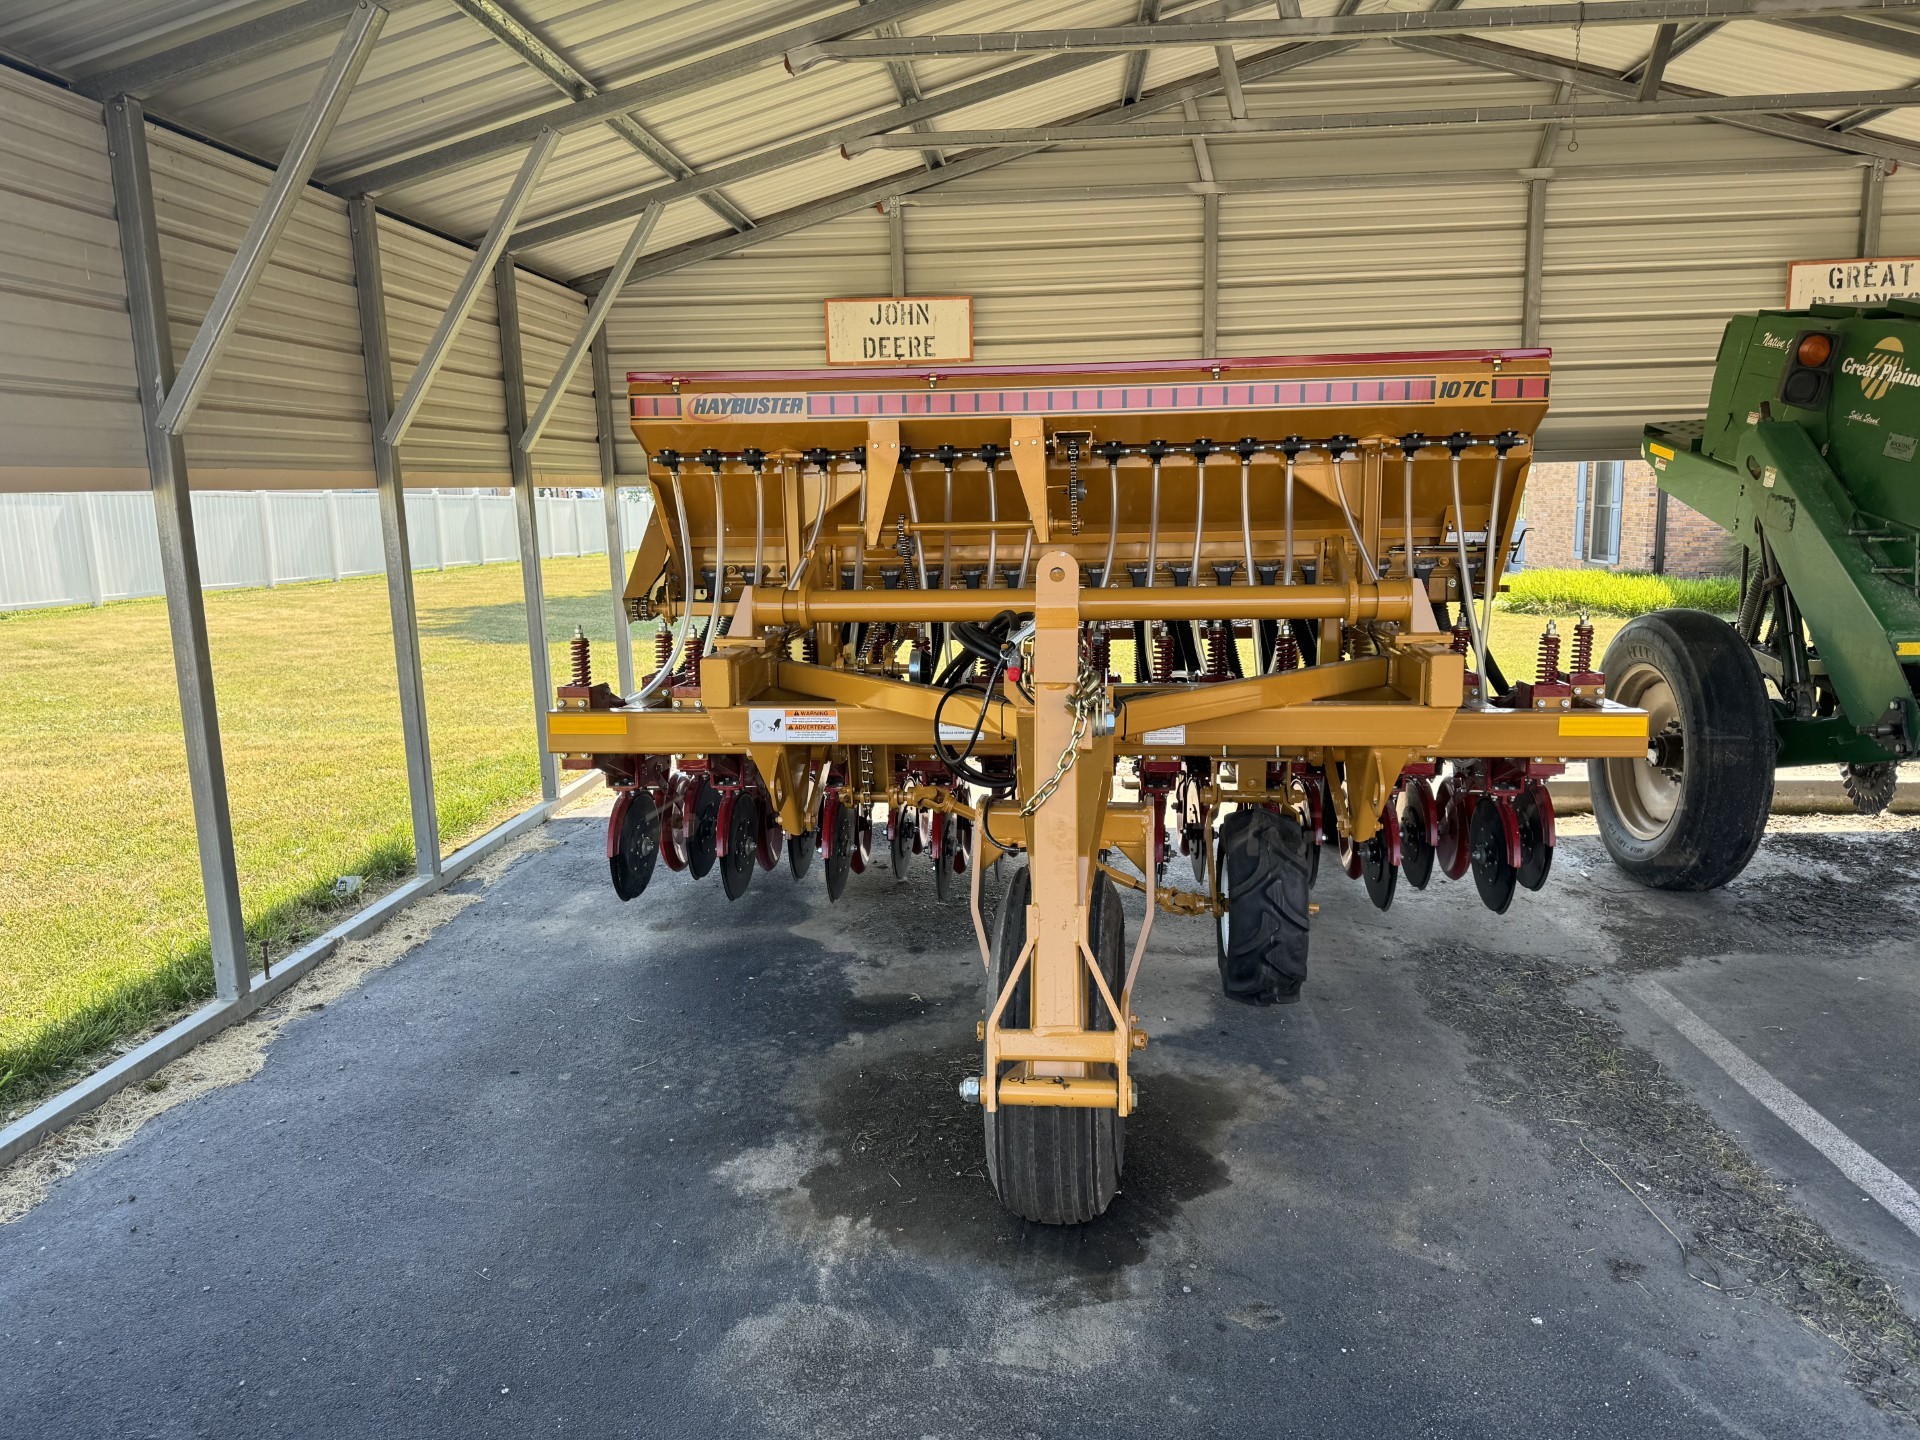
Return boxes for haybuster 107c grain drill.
[547,349,1651,1224]
[1593,305,1920,889]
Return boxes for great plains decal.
[1843,336,1920,402]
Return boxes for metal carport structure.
[1,0,1917,1159]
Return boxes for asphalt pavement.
[4,804,1919,1439]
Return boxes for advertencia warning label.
[1141,725,1186,747]
[748,707,839,743]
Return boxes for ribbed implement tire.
[984,866,1126,1225]
[1214,808,1312,1006]
[1590,609,1775,892]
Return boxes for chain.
[1019,660,1105,817]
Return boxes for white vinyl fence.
[0,489,653,613]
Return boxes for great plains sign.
[1787,258,1920,308]
[825,296,972,366]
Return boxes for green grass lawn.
[0,557,1723,1112]
[0,555,630,1110]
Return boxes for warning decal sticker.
[748,707,840,743]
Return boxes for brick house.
[1519,460,1736,578]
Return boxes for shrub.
[1501,568,1740,617]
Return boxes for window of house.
[1582,460,1623,564]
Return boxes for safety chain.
[1019,660,1105,817]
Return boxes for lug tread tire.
[984,867,1126,1226]
[1214,808,1312,1006]
[1590,609,1775,892]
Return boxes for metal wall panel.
[0,67,146,490]
[146,124,375,483]
[1542,166,1867,456]
[375,215,514,483]
[509,269,602,483]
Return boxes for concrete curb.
[1549,771,1920,817]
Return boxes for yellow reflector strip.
[1647,443,1675,461]
[1897,641,1920,657]
[548,712,631,737]
[1558,714,1647,738]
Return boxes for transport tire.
[1214,807,1312,1006]
[1591,609,1775,891]
[983,866,1127,1225]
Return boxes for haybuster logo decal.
[685,393,807,420]
[1843,336,1920,402]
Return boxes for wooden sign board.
[1788,257,1920,308]
[825,296,972,366]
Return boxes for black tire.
[1590,609,1776,891]
[1214,807,1312,1006]
[983,866,1127,1225]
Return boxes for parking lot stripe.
[1634,977,1920,1242]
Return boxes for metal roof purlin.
[590,38,1361,294]
[784,0,1920,66]
[76,0,383,99]
[445,0,755,233]
[1399,33,1920,167]
[840,89,1920,150]
[512,0,1316,254]
[332,0,962,196]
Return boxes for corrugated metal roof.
[0,0,1917,464]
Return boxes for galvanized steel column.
[1522,178,1547,349]
[494,256,559,800]
[1859,159,1887,258]
[592,330,636,695]
[349,194,441,875]
[104,96,251,1002]
[1201,190,1220,357]
[888,199,906,298]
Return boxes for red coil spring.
[570,630,591,687]
[1536,623,1562,687]
[652,626,673,678]
[1205,621,1231,680]
[680,628,706,686]
[1450,624,1472,656]
[1274,625,1300,673]
[1091,627,1112,683]
[1571,615,1594,675]
[1152,625,1176,684]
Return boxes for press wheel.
[718,790,759,901]
[1469,795,1519,915]
[685,782,720,880]
[822,793,856,901]
[608,789,660,902]
[1399,777,1437,891]
[1515,782,1555,892]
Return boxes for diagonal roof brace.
[445,0,755,233]
[333,0,959,195]
[153,2,387,437]
[519,205,662,453]
[786,0,1918,67]
[383,130,561,449]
